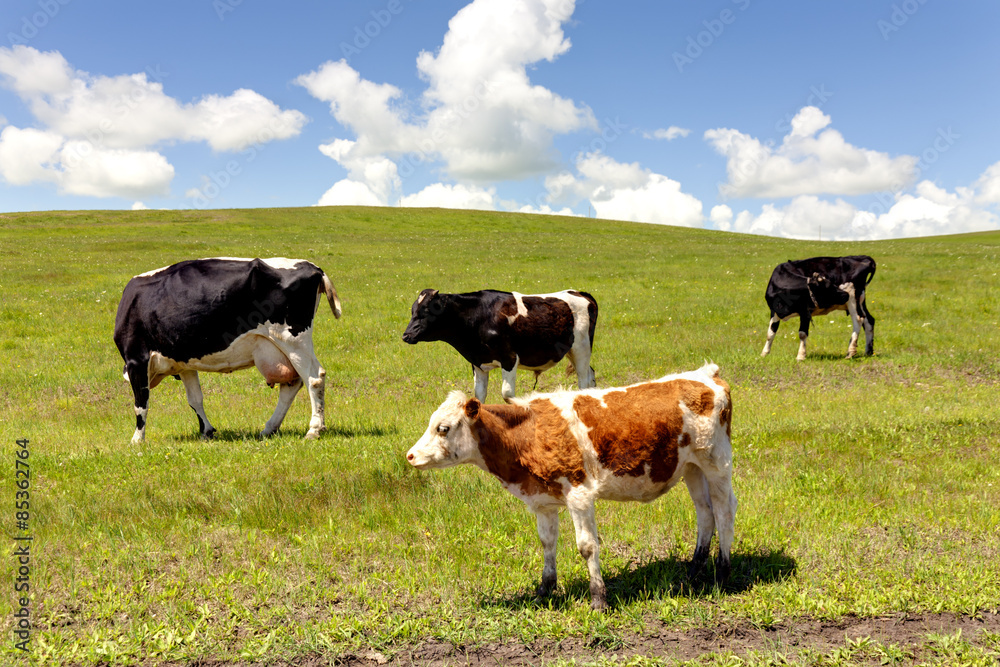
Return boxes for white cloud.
[709,204,733,230]
[973,160,1000,205]
[644,126,691,141]
[723,175,1000,240]
[297,0,596,204]
[317,179,385,207]
[705,106,918,199]
[400,183,497,210]
[546,152,704,227]
[131,201,148,210]
[0,45,305,200]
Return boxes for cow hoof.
[715,557,731,585]
[201,428,216,440]
[590,596,608,612]
[305,430,321,440]
[536,578,556,599]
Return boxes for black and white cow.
[114,257,341,443]
[761,255,876,360]
[402,289,598,402]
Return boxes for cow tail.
[322,274,342,319]
[865,261,876,285]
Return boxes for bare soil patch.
[144,612,998,666]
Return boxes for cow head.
[406,391,481,469]
[402,288,444,344]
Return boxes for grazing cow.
[406,363,736,610]
[402,289,598,402]
[113,257,341,443]
[761,255,876,361]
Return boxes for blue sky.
[2,0,999,239]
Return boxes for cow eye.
[437,424,450,435]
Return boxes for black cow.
[761,255,876,360]
[402,289,598,401]
[113,257,341,443]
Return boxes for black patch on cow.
[114,258,324,365]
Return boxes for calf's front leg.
[568,500,607,611]
[534,508,559,598]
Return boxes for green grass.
[0,207,998,665]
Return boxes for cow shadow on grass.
[173,422,399,442]
[478,548,797,612]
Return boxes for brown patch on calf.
[573,380,717,483]
[472,398,585,498]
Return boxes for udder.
[253,339,299,387]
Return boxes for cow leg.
[567,350,596,390]
[761,314,780,357]
[705,469,737,584]
[845,291,862,359]
[126,358,150,444]
[472,365,489,402]
[860,292,875,355]
[262,378,303,437]
[796,314,811,361]
[568,500,606,610]
[682,463,716,579]
[285,345,326,440]
[179,370,215,439]
[534,507,559,598]
[500,365,517,403]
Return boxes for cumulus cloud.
[400,183,497,210]
[644,126,691,141]
[722,173,1000,241]
[546,152,703,227]
[0,45,306,199]
[297,0,595,204]
[705,106,918,199]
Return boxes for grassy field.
[1,206,998,666]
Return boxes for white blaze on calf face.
[406,391,481,469]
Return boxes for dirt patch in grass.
[145,612,999,666]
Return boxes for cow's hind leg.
[683,463,716,579]
[796,313,811,361]
[761,314,780,357]
[179,370,215,439]
[705,468,737,584]
[534,508,559,598]
[568,499,607,610]
[125,358,150,444]
[262,379,303,437]
[860,292,875,355]
[567,349,596,390]
[291,353,326,440]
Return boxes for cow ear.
[464,399,481,421]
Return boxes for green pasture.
[0,207,998,665]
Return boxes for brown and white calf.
[406,363,736,610]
